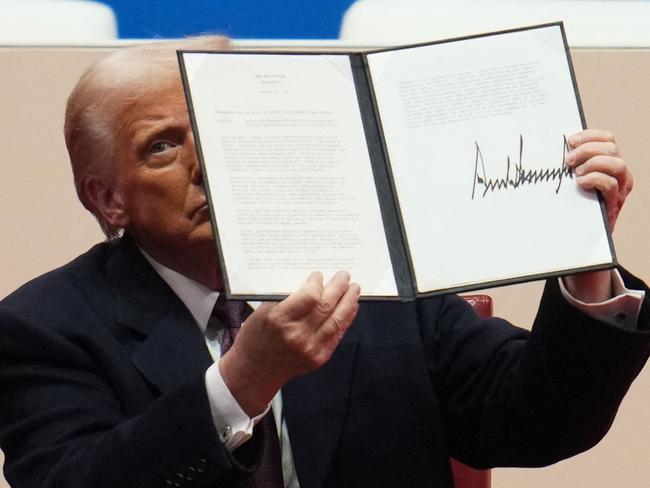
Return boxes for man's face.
[109,78,214,266]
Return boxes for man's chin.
[188,224,216,249]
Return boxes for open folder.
[178,22,615,301]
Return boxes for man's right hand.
[218,271,361,417]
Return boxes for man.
[0,37,648,488]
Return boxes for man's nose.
[187,132,203,185]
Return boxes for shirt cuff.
[205,360,271,451]
[559,269,645,331]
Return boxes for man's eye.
[149,141,175,154]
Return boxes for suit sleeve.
[0,304,252,488]
[426,267,650,469]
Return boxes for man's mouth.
[191,202,209,219]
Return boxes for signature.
[471,135,572,199]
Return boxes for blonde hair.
[64,36,230,239]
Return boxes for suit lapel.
[130,303,213,393]
[282,340,358,488]
[108,236,213,394]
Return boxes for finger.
[565,141,620,168]
[315,282,361,344]
[576,172,624,230]
[276,271,323,321]
[309,270,351,325]
[576,172,619,203]
[573,155,627,180]
[567,129,615,148]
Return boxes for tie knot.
[211,294,250,330]
[207,295,252,355]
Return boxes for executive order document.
[179,23,614,300]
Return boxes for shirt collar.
[139,248,219,334]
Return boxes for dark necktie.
[210,294,284,488]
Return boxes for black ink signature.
[471,135,572,199]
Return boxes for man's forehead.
[120,78,184,110]
[115,83,188,135]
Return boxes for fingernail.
[568,135,579,146]
[337,270,350,281]
[575,165,584,175]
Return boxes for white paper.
[182,53,397,297]
[367,25,612,292]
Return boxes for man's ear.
[82,177,130,229]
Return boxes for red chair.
[450,295,493,488]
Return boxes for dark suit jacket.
[0,236,649,488]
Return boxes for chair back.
[0,0,117,44]
[450,294,493,488]
[340,0,650,47]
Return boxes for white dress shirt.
[140,248,644,488]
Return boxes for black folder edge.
[558,22,618,267]
[177,21,616,302]
[350,54,417,300]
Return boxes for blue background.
[102,1,357,39]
